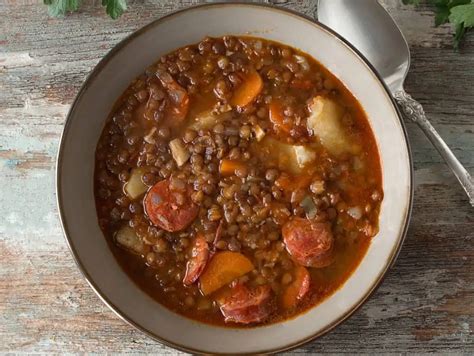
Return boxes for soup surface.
[94,36,383,326]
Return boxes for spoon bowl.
[318,0,409,92]
[318,0,474,206]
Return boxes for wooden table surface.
[1,0,473,353]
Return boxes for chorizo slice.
[220,284,273,324]
[144,179,198,232]
[281,266,311,309]
[183,234,209,286]
[282,217,334,268]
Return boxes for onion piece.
[300,195,318,219]
[294,54,310,71]
[169,138,190,167]
[353,156,365,172]
[253,125,266,142]
[310,180,325,195]
[144,127,157,144]
[347,206,363,220]
[253,40,263,52]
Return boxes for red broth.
[94,36,383,326]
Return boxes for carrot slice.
[231,69,263,108]
[275,173,312,192]
[269,100,291,133]
[199,251,254,295]
[219,159,246,176]
[281,266,311,309]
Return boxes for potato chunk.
[294,145,316,167]
[115,226,146,255]
[124,167,148,199]
[307,96,355,155]
[169,138,190,167]
[257,137,315,174]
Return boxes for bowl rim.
[56,2,414,354]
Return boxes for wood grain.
[1,0,473,353]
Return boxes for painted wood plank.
[1,0,473,353]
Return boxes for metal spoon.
[318,0,474,206]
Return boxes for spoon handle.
[394,90,474,207]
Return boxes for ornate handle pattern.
[393,90,425,123]
[394,90,474,207]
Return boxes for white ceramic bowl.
[57,3,413,354]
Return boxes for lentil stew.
[94,36,383,327]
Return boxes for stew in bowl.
[94,35,383,326]
[57,3,412,353]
